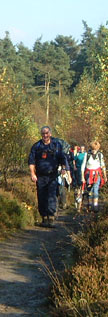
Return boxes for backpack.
[87,151,102,165]
[55,138,70,154]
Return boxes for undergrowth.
[45,201,108,316]
[0,173,108,316]
[0,173,40,236]
[50,205,108,316]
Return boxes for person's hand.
[104,176,107,183]
[82,176,85,183]
[61,168,66,176]
[68,175,72,184]
[31,174,37,183]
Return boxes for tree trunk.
[59,79,62,100]
[45,73,50,124]
[3,168,8,189]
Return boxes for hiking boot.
[47,216,56,228]
[87,205,93,213]
[77,205,81,212]
[54,211,58,220]
[62,203,67,210]
[93,206,99,213]
[40,217,49,227]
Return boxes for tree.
[33,39,72,123]
[94,24,108,80]
[74,21,108,84]
[53,46,73,99]
[70,71,107,147]
[53,35,80,89]
[0,67,38,186]
[16,42,34,88]
[73,21,97,84]
[0,31,17,67]
[33,40,57,123]
[0,32,34,89]
[53,35,79,66]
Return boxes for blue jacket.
[28,137,69,176]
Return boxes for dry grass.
[39,206,108,317]
[0,173,108,316]
[0,174,40,236]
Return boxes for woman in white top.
[81,141,107,212]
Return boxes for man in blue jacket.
[28,126,70,227]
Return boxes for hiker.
[57,165,71,210]
[74,145,86,187]
[81,141,107,212]
[73,145,86,211]
[67,144,79,188]
[28,126,71,227]
[55,138,72,210]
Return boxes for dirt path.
[0,209,90,317]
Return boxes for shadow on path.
[0,208,95,316]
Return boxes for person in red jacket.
[81,141,107,212]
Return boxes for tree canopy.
[0,21,108,178]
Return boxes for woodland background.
[0,21,108,184]
[0,21,108,316]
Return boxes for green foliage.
[66,70,108,151]
[50,209,108,317]
[11,175,37,208]
[0,68,39,184]
[0,194,28,231]
[0,173,40,234]
[0,26,108,316]
[16,42,34,88]
[0,31,34,88]
[0,24,108,179]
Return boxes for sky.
[0,0,108,49]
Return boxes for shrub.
[50,207,108,316]
[0,194,29,232]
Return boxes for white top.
[81,152,105,173]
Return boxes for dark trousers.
[57,178,67,208]
[36,175,57,217]
[76,168,82,187]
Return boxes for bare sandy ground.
[0,209,92,317]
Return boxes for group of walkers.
[28,126,107,227]
[67,141,107,212]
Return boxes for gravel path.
[0,209,92,317]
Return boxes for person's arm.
[66,170,72,184]
[101,154,107,182]
[103,168,107,183]
[28,143,38,183]
[81,153,87,182]
[73,159,77,170]
[61,156,72,183]
[29,164,37,183]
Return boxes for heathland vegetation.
[0,21,108,316]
